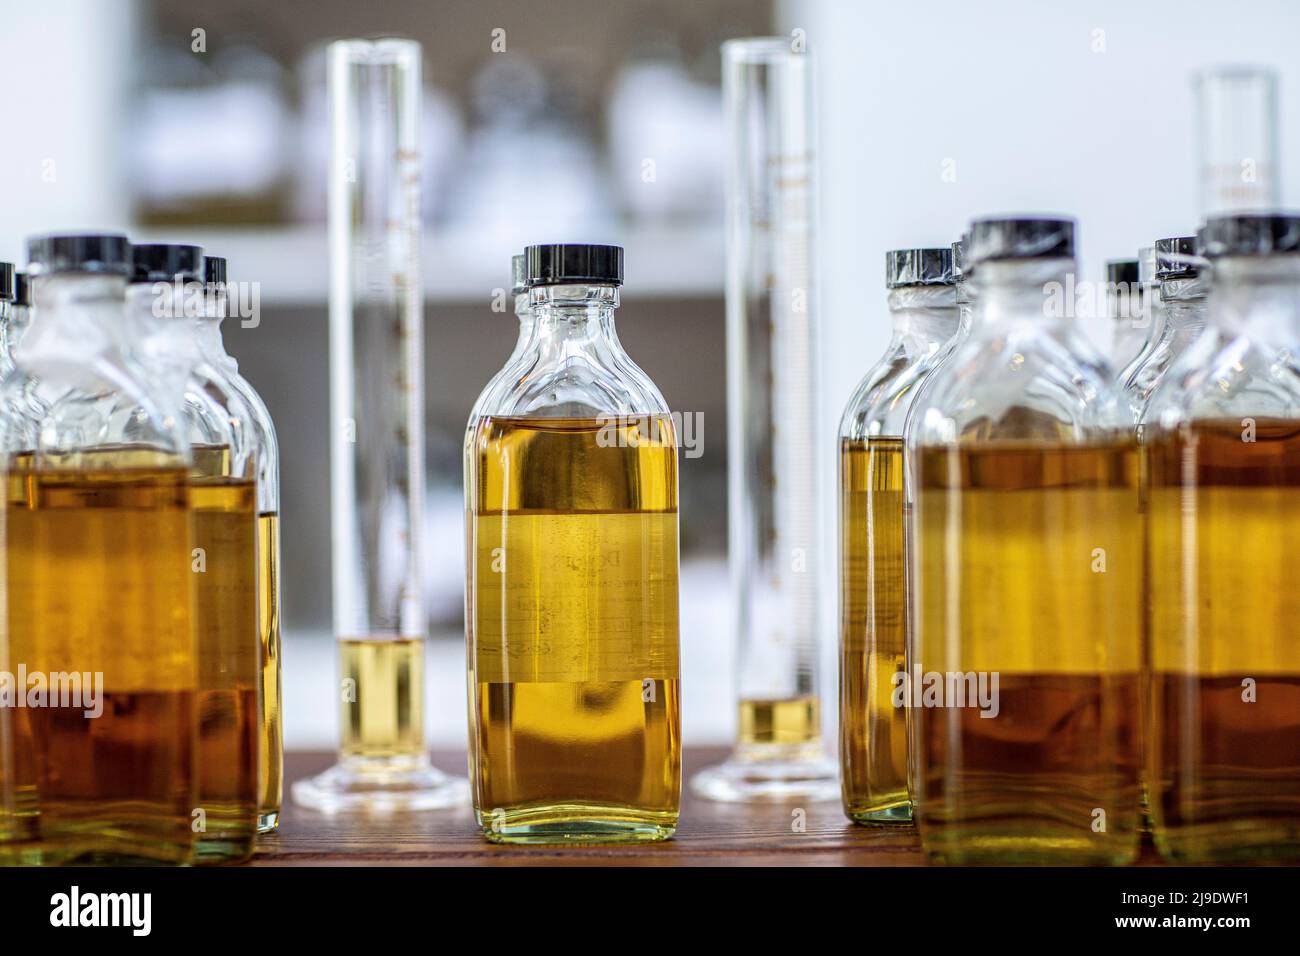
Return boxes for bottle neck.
[31,273,127,328]
[25,273,128,350]
[1207,254,1300,340]
[196,285,239,373]
[13,273,130,394]
[527,283,621,350]
[970,258,1076,329]
[195,316,228,360]
[886,285,960,358]
[955,276,976,335]
[10,304,30,342]
[126,281,205,386]
[1160,283,1207,332]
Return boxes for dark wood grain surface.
[250,748,1171,866]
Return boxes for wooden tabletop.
[251,748,1174,866]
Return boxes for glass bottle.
[1144,212,1300,862]
[196,255,284,833]
[1105,258,1146,373]
[909,217,1142,865]
[1123,237,1207,426]
[1,233,198,864]
[839,247,959,825]
[465,243,682,843]
[127,243,260,863]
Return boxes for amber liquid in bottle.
[190,474,260,862]
[1147,418,1300,862]
[256,511,283,831]
[3,458,197,864]
[840,436,910,823]
[914,440,1142,864]
[468,416,681,843]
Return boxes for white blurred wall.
[784,0,1300,415]
[0,0,136,263]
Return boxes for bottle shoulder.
[839,344,937,440]
[225,367,276,433]
[5,378,191,464]
[474,344,671,421]
[1145,329,1300,431]
[911,323,1122,445]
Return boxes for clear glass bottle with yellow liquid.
[465,244,682,844]
[1144,212,1300,862]
[1,233,198,865]
[838,247,959,825]
[127,244,261,863]
[195,256,284,833]
[909,217,1142,865]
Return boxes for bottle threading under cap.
[908,216,1142,865]
[1144,212,1300,863]
[464,244,682,844]
[1,233,198,865]
[838,247,960,825]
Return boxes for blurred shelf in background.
[126,0,771,290]
[144,223,724,304]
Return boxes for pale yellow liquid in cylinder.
[339,637,425,760]
[739,696,823,747]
